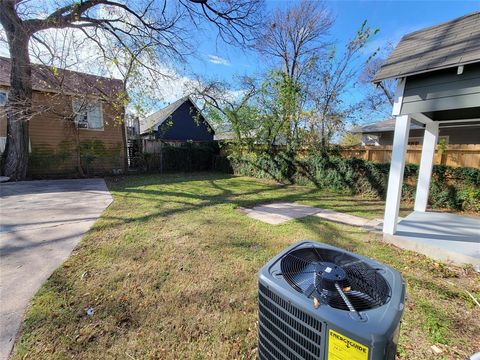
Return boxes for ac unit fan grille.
[280,247,391,311]
[258,283,323,360]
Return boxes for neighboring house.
[213,125,287,145]
[0,57,127,177]
[140,96,214,143]
[352,118,479,145]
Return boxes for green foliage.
[416,299,451,345]
[28,140,122,177]
[206,102,261,152]
[78,140,122,176]
[29,141,73,169]
[221,151,480,212]
[339,132,362,146]
[79,139,107,163]
[255,70,302,150]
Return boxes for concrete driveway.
[0,179,112,360]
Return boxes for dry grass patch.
[13,173,479,359]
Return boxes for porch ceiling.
[422,107,480,122]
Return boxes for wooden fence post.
[160,142,163,174]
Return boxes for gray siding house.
[353,117,480,145]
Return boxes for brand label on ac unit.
[328,329,369,360]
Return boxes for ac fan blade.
[280,247,391,311]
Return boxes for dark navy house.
[140,97,214,142]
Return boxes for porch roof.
[377,11,480,254]
[373,11,480,82]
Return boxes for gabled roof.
[0,56,123,98]
[373,11,480,82]
[352,118,424,134]
[140,96,214,134]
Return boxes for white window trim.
[0,89,9,107]
[0,137,30,153]
[72,98,104,131]
[0,136,6,153]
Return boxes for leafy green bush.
[219,151,479,212]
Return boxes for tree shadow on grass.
[100,185,319,231]
[99,172,403,234]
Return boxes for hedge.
[215,151,480,212]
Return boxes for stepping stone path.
[240,202,383,231]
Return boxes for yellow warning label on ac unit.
[328,329,369,360]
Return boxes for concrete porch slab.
[384,211,480,266]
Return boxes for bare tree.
[0,0,262,179]
[358,43,397,120]
[255,0,332,82]
[307,21,379,149]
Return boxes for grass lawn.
[13,173,479,359]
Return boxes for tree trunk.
[0,5,32,180]
[321,118,326,149]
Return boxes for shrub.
[219,150,480,212]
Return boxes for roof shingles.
[373,11,480,82]
[140,96,214,135]
[0,56,123,98]
[353,118,423,133]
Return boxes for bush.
[219,151,480,212]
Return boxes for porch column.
[414,121,439,212]
[383,115,411,235]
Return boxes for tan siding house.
[0,57,127,177]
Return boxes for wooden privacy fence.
[340,144,480,168]
[139,139,219,172]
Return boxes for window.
[407,137,422,145]
[0,137,5,153]
[408,136,449,146]
[0,137,31,154]
[0,90,7,106]
[361,134,380,146]
[72,99,103,130]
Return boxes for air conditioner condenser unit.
[258,241,406,360]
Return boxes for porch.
[384,211,480,266]
[372,12,480,268]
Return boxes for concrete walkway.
[0,179,112,360]
[243,202,479,266]
[241,202,383,230]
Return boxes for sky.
[188,0,480,84]
[167,0,480,124]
